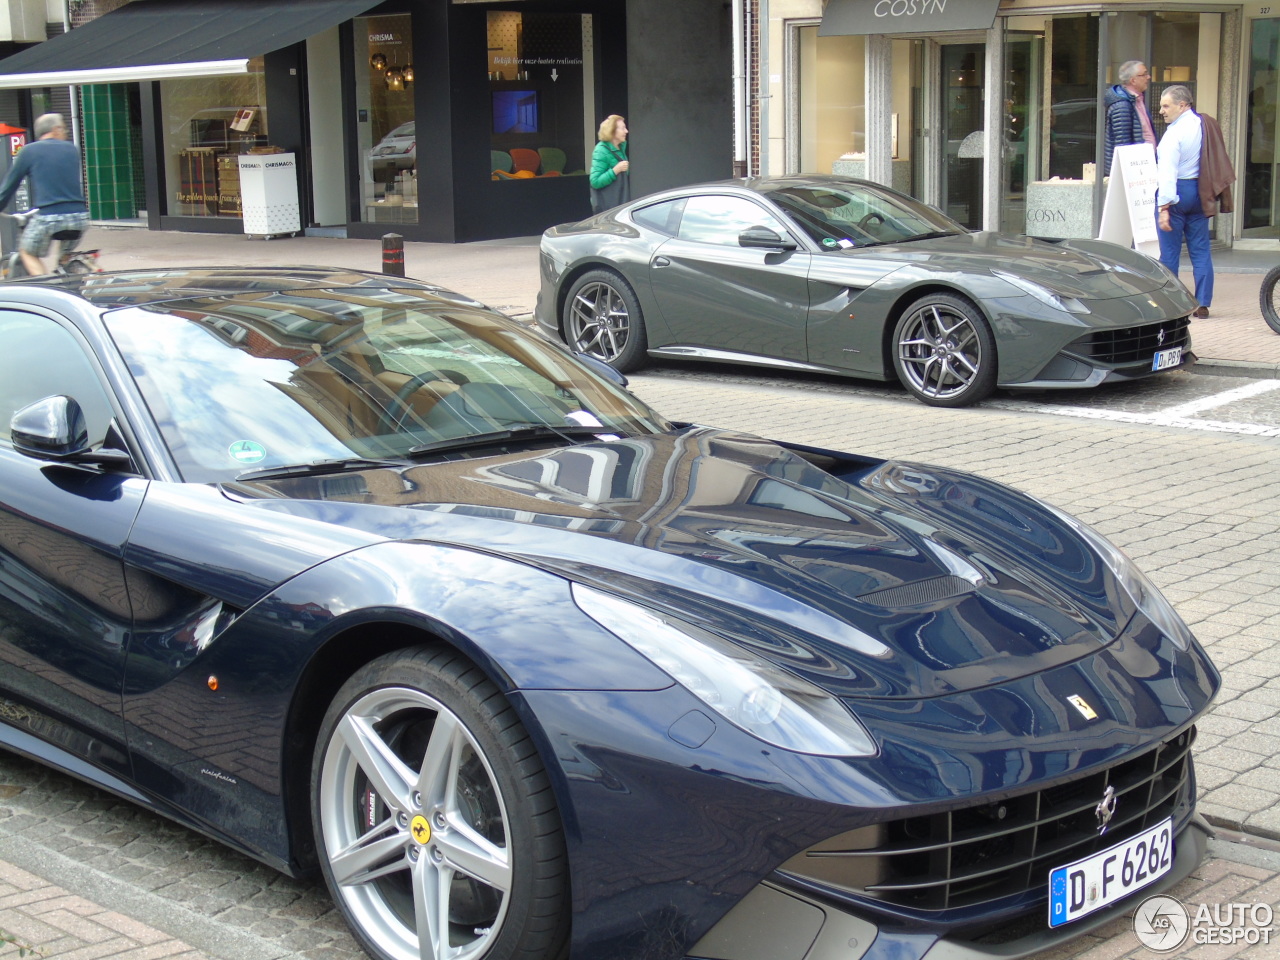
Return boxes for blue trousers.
[1157,178,1212,308]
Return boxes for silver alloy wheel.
[319,686,512,960]
[897,302,984,401]
[567,281,630,362]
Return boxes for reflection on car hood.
[848,231,1165,299]
[232,427,1137,700]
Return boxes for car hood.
[848,231,1167,300]
[230,427,1140,700]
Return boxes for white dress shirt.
[1156,109,1202,207]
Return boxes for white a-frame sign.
[1097,143,1160,258]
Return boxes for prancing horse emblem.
[1095,785,1118,835]
[1156,328,1166,346]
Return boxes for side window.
[0,311,113,445]
[631,198,685,236]
[677,196,790,246]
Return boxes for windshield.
[768,183,966,249]
[103,288,669,483]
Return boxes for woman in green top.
[589,114,630,213]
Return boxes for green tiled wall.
[81,84,138,220]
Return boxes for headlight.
[993,270,1091,315]
[573,584,877,757]
[1048,508,1195,650]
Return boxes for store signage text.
[820,0,999,36]
[874,0,948,18]
[1026,209,1068,223]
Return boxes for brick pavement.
[0,858,206,960]
[2,227,1279,958]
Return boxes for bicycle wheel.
[1261,264,1280,335]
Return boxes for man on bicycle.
[0,113,89,276]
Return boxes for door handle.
[652,256,671,268]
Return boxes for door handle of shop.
[652,256,671,268]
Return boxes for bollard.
[381,233,405,277]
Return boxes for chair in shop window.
[538,147,566,176]
[493,148,539,179]
[491,150,514,180]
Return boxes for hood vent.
[858,575,976,609]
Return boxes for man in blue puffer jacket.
[1103,61,1155,176]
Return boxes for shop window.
[356,13,417,225]
[487,11,591,183]
[1244,18,1280,237]
[795,26,867,176]
[160,63,269,218]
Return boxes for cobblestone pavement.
[3,229,1280,958]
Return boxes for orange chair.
[510,148,540,174]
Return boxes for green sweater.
[589,140,628,189]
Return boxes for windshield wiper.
[236,457,408,481]
[904,230,963,243]
[407,424,615,457]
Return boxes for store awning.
[820,0,1001,36]
[0,0,383,89]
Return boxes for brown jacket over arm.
[1198,113,1236,218]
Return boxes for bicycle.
[1262,262,1280,335]
[0,208,101,279]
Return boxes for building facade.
[0,0,733,242]
[755,0,1280,250]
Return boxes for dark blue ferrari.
[0,268,1218,960]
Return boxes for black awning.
[0,0,383,88]
[820,0,1000,37]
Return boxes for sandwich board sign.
[1097,143,1159,258]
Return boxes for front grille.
[1068,318,1190,365]
[779,727,1195,913]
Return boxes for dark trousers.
[1157,178,1213,308]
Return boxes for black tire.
[1261,264,1280,335]
[891,292,997,407]
[562,269,648,372]
[312,647,569,960]
[62,258,94,275]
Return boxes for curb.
[1189,357,1280,380]
[0,835,292,960]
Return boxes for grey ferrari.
[535,175,1198,407]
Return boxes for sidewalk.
[2,226,1279,958]
[1182,247,1280,377]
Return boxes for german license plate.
[1047,818,1172,927]
[1152,346,1183,371]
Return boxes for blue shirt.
[1156,109,1202,207]
[0,136,88,215]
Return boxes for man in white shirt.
[1155,84,1211,319]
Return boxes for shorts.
[21,211,90,257]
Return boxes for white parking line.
[992,381,1280,437]
[1158,379,1280,418]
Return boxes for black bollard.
[382,233,405,277]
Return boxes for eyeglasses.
[1134,72,1150,79]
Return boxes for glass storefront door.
[941,42,984,229]
[1244,18,1280,239]
[1001,33,1042,234]
[355,13,417,226]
